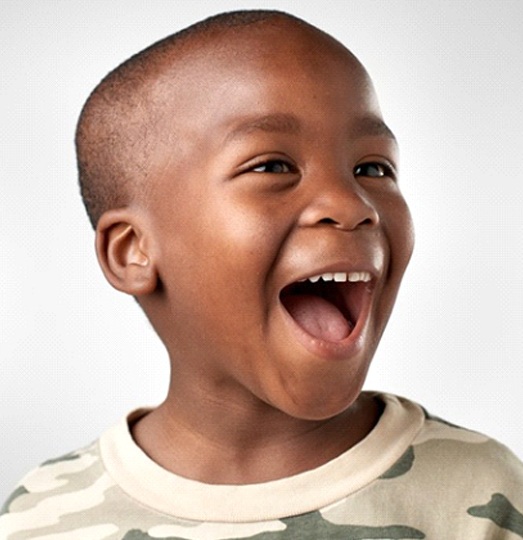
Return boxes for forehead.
[150,22,385,138]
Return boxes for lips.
[279,271,372,343]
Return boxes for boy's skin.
[93,16,414,485]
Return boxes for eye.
[354,162,395,180]
[251,160,294,174]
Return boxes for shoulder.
[352,395,523,537]
[413,407,523,482]
[373,394,523,494]
[0,439,116,538]
[408,402,523,536]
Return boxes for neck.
[131,386,382,485]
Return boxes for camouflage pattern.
[1,395,523,539]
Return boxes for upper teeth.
[303,271,371,283]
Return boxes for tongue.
[283,294,352,341]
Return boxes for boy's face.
[141,23,414,420]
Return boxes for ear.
[95,209,158,296]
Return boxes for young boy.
[1,10,522,539]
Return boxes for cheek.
[397,202,415,268]
[164,198,285,315]
[204,192,295,265]
[368,194,414,332]
[382,194,415,273]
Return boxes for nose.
[298,172,380,231]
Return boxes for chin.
[273,381,364,422]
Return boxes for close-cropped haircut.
[76,10,309,229]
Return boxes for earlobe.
[95,209,158,296]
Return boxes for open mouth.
[279,272,371,343]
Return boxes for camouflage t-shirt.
[1,393,522,539]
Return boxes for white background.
[1,0,522,501]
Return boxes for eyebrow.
[353,116,397,142]
[224,113,396,143]
[224,113,301,144]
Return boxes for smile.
[299,271,372,284]
[279,270,373,346]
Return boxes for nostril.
[317,215,376,228]
[318,217,338,225]
[360,217,375,227]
